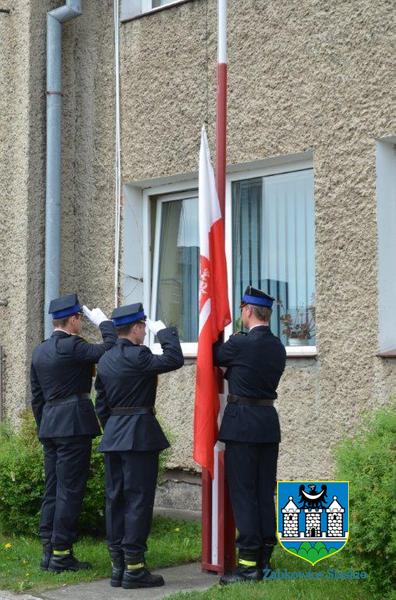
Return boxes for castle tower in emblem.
[326,496,344,537]
[281,496,300,538]
[305,508,322,537]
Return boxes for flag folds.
[193,127,231,478]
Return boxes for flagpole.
[216,0,227,216]
[214,0,235,575]
[199,0,234,576]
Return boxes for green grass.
[0,516,201,593]
[167,544,389,600]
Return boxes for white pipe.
[114,0,122,308]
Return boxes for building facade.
[0,0,395,480]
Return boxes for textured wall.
[120,0,395,478]
[60,0,116,318]
[0,0,58,423]
[0,0,116,420]
[0,0,394,480]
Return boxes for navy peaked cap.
[111,303,146,326]
[242,285,274,309]
[49,293,82,319]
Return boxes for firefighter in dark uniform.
[214,286,286,585]
[30,294,117,572]
[95,303,184,589]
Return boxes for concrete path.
[0,563,218,600]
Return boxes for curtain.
[232,170,315,345]
[156,197,199,342]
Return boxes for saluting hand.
[83,305,109,327]
[146,318,167,335]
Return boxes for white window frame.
[376,136,396,353]
[121,0,186,21]
[142,180,198,357]
[225,158,317,357]
[150,190,199,357]
[142,154,317,358]
[142,0,183,12]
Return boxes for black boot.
[109,549,124,587]
[40,539,52,571]
[48,548,92,573]
[121,555,164,589]
[219,554,262,586]
[260,543,275,579]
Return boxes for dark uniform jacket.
[214,325,286,444]
[95,327,184,453]
[31,321,117,439]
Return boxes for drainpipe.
[44,0,82,338]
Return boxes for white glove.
[146,317,166,335]
[83,305,109,327]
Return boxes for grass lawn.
[167,544,388,600]
[0,516,201,593]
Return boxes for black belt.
[227,394,275,407]
[110,406,156,416]
[46,393,90,407]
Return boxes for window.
[231,169,315,348]
[151,192,199,350]
[151,0,177,7]
[121,0,185,21]
[129,156,316,356]
[376,137,396,354]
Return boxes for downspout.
[44,0,82,338]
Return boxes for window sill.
[286,346,317,358]
[121,0,194,23]
[377,349,396,358]
[152,344,318,359]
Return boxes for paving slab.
[16,563,218,600]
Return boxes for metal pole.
[201,0,235,576]
[214,0,235,575]
[216,0,227,217]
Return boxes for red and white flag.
[193,127,231,478]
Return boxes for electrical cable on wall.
[114,0,122,308]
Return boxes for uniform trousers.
[225,441,279,556]
[40,436,92,549]
[104,450,159,561]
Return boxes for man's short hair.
[116,323,133,337]
[116,321,145,337]
[250,304,272,322]
[52,316,72,328]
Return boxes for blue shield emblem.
[277,481,349,565]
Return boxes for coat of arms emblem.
[277,481,349,565]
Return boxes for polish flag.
[193,127,231,478]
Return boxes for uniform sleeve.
[213,335,241,367]
[94,374,110,429]
[30,363,44,428]
[136,327,184,374]
[72,321,117,363]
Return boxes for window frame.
[142,0,183,11]
[142,156,317,358]
[150,189,199,357]
[121,0,189,21]
[225,159,317,358]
